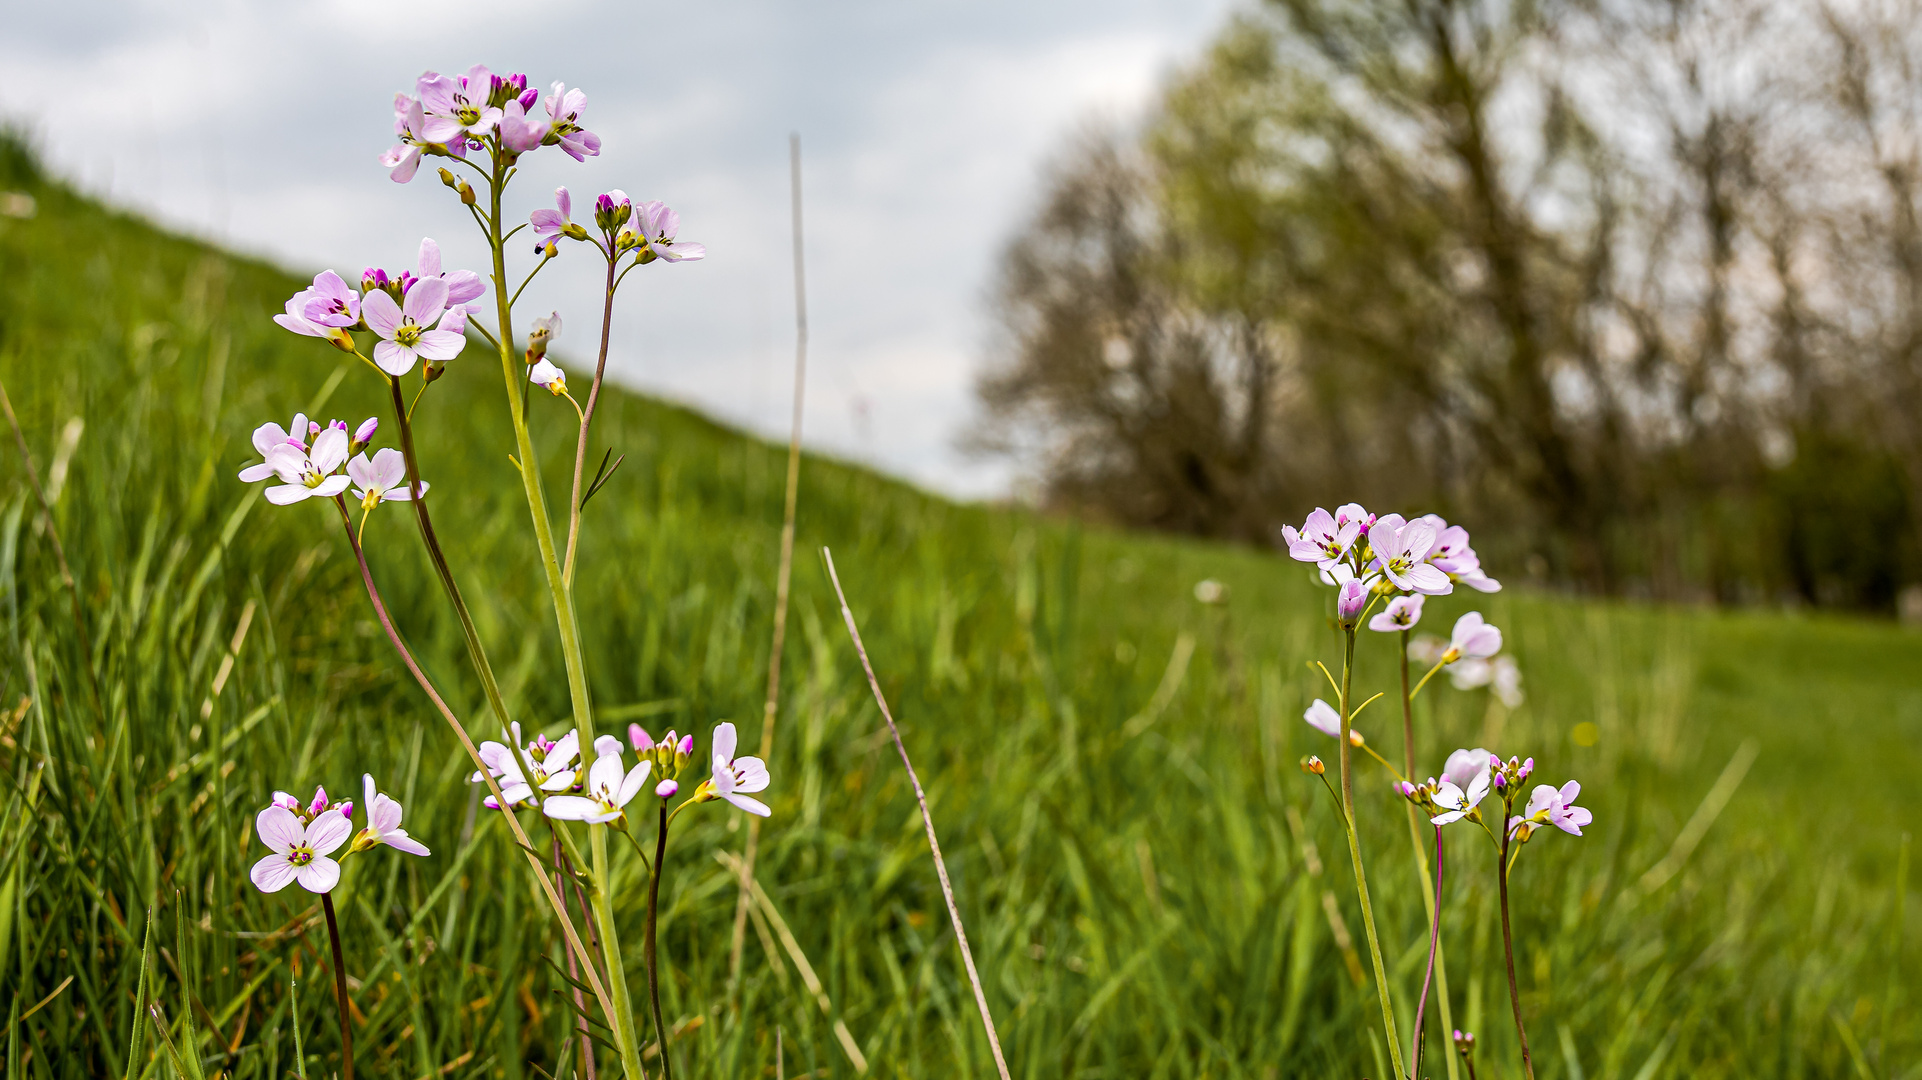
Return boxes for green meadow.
[1,134,1918,1078]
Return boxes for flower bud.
[629,724,655,752]
[424,360,448,383]
[336,800,353,821]
[674,734,693,772]
[562,222,590,242]
[351,417,379,452]
[1336,577,1367,628]
[272,791,301,812]
[308,786,329,815]
[458,180,476,205]
[438,167,458,188]
[1348,729,1365,747]
[1301,755,1325,775]
[655,779,679,799]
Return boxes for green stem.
[1497,805,1535,1080]
[1402,631,1460,1080]
[563,254,620,587]
[1338,627,1407,1079]
[483,153,644,1080]
[645,805,674,1080]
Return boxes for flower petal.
[373,340,418,377]
[362,289,402,338]
[403,276,449,325]
[540,795,600,821]
[711,721,737,764]
[383,830,431,857]
[306,809,353,856]
[617,760,653,806]
[256,806,304,854]
[250,854,298,893]
[295,856,341,893]
[723,792,771,817]
[730,756,770,794]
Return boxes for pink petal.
[711,722,737,763]
[731,757,770,794]
[264,485,313,505]
[362,289,402,338]
[372,340,418,377]
[256,806,305,853]
[723,792,771,817]
[306,809,353,856]
[402,276,449,325]
[384,831,430,856]
[251,854,298,893]
[295,857,341,893]
[540,795,600,821]
[413,329,465,361]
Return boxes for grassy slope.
[0,150,1917,1079]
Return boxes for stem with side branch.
[824,548,1013,1080]
[1337,626,1406,1080]
[320,892,354,1080]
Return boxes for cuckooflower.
[250,804,351,893]
[352,774,431,855]
[1441,747,1496,788]
[1303,699,1366,745]
[1430,752,1493,825]
[542,82,601,161]
[1284,507,1361,569]
[1369,594,1424,633]
[364,277,464,376]
[263,424,351,505]
[529,359,568,394]
[498,98,550,154]
[418,65,504,140]
[1445,612,1503,662]
[700,721,771,817]
[629,724,654,752]
[632,201,705,263]
[1510,781,1592,838]
[1328,563,1372,627]
[542,744,652,825]
[381,95,463,184]
[530,188,577,253]
[347,448,427,508]
[1368,515,1453,595]
[472,725,581,808]
[299,271,362,328]
[239,414,309,483]
[417,238,486,308]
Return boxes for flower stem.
[1337,627,1407,1080]
[484,152,644,1080]
[1497,811,1535,1080]
[562,255,620,587]
[1411,825,1444,1079]
[329,495,617,1033]
[553,833,598,1080]
[1402,631,1459,1080]
[645,805,674,1080]
[320,892,354,1080]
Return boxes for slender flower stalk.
[1411,824,1444,1079]
[1335,626,1407,1080]
[1401,629,1460,1080]
[562,254,619,585]
[552,833,598,1080]
[327,494,616,1030]
[320,893,354,1080]
[645,804,674,1080]
[1497,801,1536,1080]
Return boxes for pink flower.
[418,65,504,140]
[239,413,309,483]
[417,238,486,308]
[628,723,655,752]
[1283,507,1362,569]
[1510,781,1592,838]
[250,804,351,893]
[1367,515,1453,595]
[1431,749,1494,825]
[704,722,771,817]
[262,423,351,505]
[530,188,578,254]
[632,201,705,263]
[1303,699,1365,745]
[472,723,581,809]
[352,774,431,856]
[1440,747,1495,788]
[543,743,652,825]
[347,448,427,508]
[363,277,465,376]
[381,95,463,184]
[1445,612,1503,662]
[498,99,550,154]
[1327,563,1372,627]
[542,82,601,161]
[298,271,361,329]
[1368,594,1424,633]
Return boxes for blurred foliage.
[0,128,1918,1079]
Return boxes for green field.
[1,136,1918,1079]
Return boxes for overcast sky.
[2,0,1237,497]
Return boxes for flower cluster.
[238,412,424,515]
[1283,504,1502,607]
[251,777,426,895]
[383,66,601,183]
[529,187,705,265]
[464,721,774,825]
[276,240,482,377]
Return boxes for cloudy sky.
[2,0,1237,497]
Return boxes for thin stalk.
[1497,810,1535,1080]
[1402,630,1459,1080]
[483,150,644,1080]
[729,131,810,995]
[824,548,1013,1080]
[563,254,621,586]
[554,835,598,1080]
[644,805,674,1080]
[329,495,616,1028]
[1337,627,1407,1080]
[1411,826,1444,1078]
[320,893,354,1080]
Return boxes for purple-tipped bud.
[519,86,540,110]
[362,267,389,290]
[330,419,348,432]
[655,779,679,799]
[353,417,379,449]
[1494,773,1507,788]
[677,734,694,756]
[629,724,655,751]
[272,791,301,812]
[308,787,329,815]
[1336,578,1368,626]
[336,800,353,820]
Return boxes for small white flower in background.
[1449,657,1493,690]
[1303,698,1365,745]
[261,422,351,505]
[471,723,580,808]
[239,413,309,483]
[348,448,428,509]
[529,358,568,395]
[542,741,652,825]
[1193,579,1227,605]
[1445,612,1503,662]
[1407,633,1448,666]
[1490,656,1524,707]
[250,804,351,894]
[702,721,772,816]
[352,774,430,855]
[1368,594,1424,633]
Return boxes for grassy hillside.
[1,138,1918,1079]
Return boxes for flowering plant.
[237,62,749,1080]
[1289,505,1582,1080]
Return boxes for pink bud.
[308,786,329,814]
[336,800,353,820]
[1336,578,1367,625]
[354,417,379,445]
[629,723,654,751]
[655,779,679,799]
[677,734,694,756]
[272,791,301,811]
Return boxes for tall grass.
[0,136,1917,1078]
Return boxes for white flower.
[263,423,351,505]
[542,742,651,825]
[529,358,568,395]
[1303,699,1365,746]
[348,448,428,509]
[250,805,351,893]
[1446,612,1503,662]
[704,721,771,817]
[353,774,430,856]
[1430,748,1494,825]
[239,413,308,483]
[471,724,581,808]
